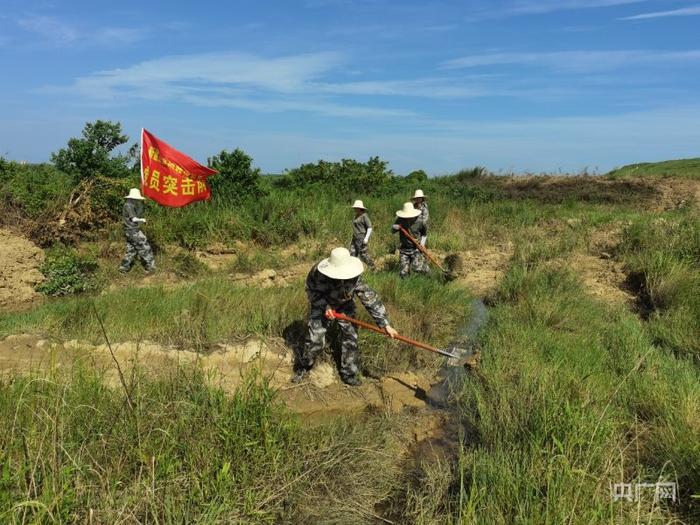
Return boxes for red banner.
[140,129,218,207]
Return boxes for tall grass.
[0,365,409,524]
[446,257,700,523]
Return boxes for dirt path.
[0,334,438,419]
[0,229,44,311]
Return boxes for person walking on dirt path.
[118,188,155,274]
[392,202,429,279]
[349,200,375,269]
[293,247,398,386]
[412,189,429,225]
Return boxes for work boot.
[342,375,362,387]
[291,369,309,384]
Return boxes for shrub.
[36,247,99,296]
[207,148,264,202]
[0,161,72,217]
[278,156,394,194]
[405,169,428,184]
[171,251,207,278]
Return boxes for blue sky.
[1,0,699,174]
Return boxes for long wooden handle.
[398,226,449,273]
[330,311,457,358]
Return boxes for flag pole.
[139,128,145,190]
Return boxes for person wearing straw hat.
[293,247,398,386]
[118,188,155,274]
[411,189,429,225]
[392,202,429,278]
[349,199,375,269]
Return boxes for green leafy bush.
[36,248,99,296]
[208,148,265,202]
[405,169,428,184]
[0,161,72,217]
[277,156,394,194]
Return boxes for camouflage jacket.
[305,265,390,327]
[122,200,145,233]
[417,202,429,223]
[392,217,427,251]
[351,213,372,242]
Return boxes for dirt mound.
[0,230,44,311]
[501,175,658,205]
[0,334,438,419]
[648,177,700,211]
[498,174,700,211]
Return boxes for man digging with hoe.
[293,247,398,386]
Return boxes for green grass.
[450,258,700,524]
[0,272,472,375]
[608,158,700,179]
[0,365,409,524]
[2,159,700,523]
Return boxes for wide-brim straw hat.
[351,200,367,210]
[125,188,145,200]
[317,247,365,280]
[396,202,421,218]
[412,189,426,200]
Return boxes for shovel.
[398,226,454,277]
[328,309,465,362]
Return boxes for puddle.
[426,298,488,408]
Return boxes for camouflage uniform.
[414,201,429,224]
[119,199,155,273]
[392,217,429,278]
[298,265,390,382]
[349,212,375,268]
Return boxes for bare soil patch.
[572,254,635,306]
[0,229,44,311]
[452,244,513,297]
[0,334,438,419]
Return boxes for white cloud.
[622,5,700,20]
[42,51,425,118]
[16,14,147,47]
[66,52,342,97]
[468,0,651,20]
[441,49,700,72]
[18,15,78,43]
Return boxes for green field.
[1,148,699,523]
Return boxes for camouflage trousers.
[399,248,429,278]
[299,305,360,381]
[119,230,155,273]
[349,239,375,268]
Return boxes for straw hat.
[125,188,145,200]
[317,247,365,280]
[396,202,421,219]
[351,200,367,210]
[412,189,426,200]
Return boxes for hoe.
[327,309,469,366]
[398,226,457,279]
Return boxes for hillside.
[608,157,700,179]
